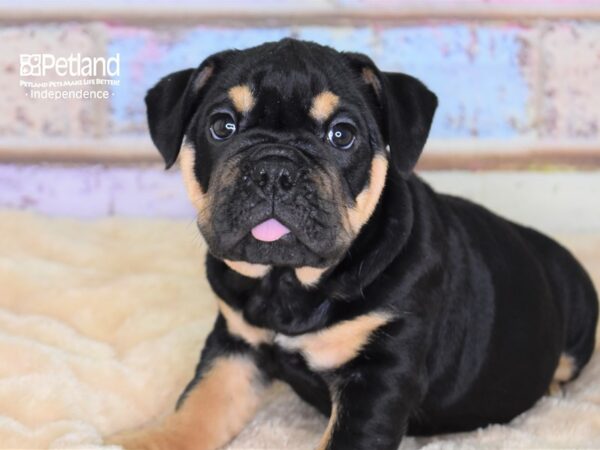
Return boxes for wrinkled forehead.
[209,46,366,125]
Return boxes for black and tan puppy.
[109,39,598,450]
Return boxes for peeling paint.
[107,26,290,134]
[540,21,600,138]
[0,164,193,218]
[376,24,537,138]
[0,18,598,153]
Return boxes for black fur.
[145,39,598,450]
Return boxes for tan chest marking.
[275,311,393,371]
[228,84,255,113]
[218,300,273,347]
[346,154,388,235]
[310,91,340,122]
[106,356,264,450]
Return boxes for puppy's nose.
[250,157,299,194]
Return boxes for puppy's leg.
[317,324,428,450]
[107,316,268,450]
[317,372,421,450]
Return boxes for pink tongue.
[251,218,290,242]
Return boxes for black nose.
[250,157,300,194]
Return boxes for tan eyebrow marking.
[228,84,255,113]
[309,91,340,122]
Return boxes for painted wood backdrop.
[1,0,600,163]
[0,0,599,221]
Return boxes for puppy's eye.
[327,123,356,150]
[209,113,237,141]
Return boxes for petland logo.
[20,53,120,77]
[19,53,121,100]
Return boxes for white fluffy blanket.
[0,211,599,449]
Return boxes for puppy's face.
[146,39,437,272]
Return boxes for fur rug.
[0,210,599,449]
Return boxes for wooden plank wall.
[0,0,599,169]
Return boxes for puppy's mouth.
[251,218,291,242]
[205,207,341,267]
[202,148,348,266]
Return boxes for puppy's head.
[146,39,437,274]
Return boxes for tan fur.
[347,154,389,235]
[295,266,327,287]
[107,356,264,450]
[218,160,241,187]
[228,85,255,113]
[224,259,270,278]
[361,67,382,95]
[218,299,273,347]
[309,91,340,122]
[316,400,338,450]
[179,143,208,215]
[548,381,562,396]
[180,139,269,282]
[553,353,576,383]
[275,312,393,371]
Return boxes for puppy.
[108,38,598,450]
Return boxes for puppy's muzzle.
[246,147,308,200]
[251,157,300,196]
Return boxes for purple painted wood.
[0,164,195,218]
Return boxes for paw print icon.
[20,54,42,76]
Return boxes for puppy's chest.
[218,291,392,372]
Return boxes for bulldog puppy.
[108,38,598,450]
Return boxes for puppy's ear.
[344,53,438,177]
[145,61,215,169]
[378,72,438,176]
